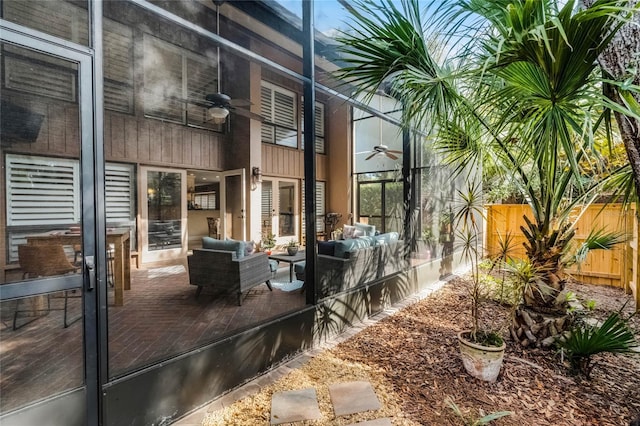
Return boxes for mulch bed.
[203,279,639,425]
[332,278,640,425]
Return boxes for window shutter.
[261,181,273,235]
[6,154,79,226]
[261,82,297,147]
[273,91,297,147]
[301,181,325,233]
[186,57,218,129]
[2,0,89,45]
[3,45,77,102]
[144,38,183,122]
[105,163,134,224]
[104,19,134,113]
[260,85,274,143]
[301,101,325,154]
[315,103,325,153]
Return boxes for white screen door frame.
[219,168,246,241]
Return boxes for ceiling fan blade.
[231,107,264,121]
[386,152,399,160]
[229,98,252,107]
[365,152,378,161]
[387,150,403,154]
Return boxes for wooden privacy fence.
[485,204,639,310]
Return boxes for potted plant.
[261,232,276,255]
[455,182,506,382]
[285,239,299,256]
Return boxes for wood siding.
[486,204,639,310]
[261,143,327,181]
[105,112,224,170]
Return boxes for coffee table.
[268,251,306,282]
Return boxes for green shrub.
[560,312,637,378]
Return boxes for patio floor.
[0,262,306,413]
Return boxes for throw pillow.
[245,240,256,256]
[354,222,376,236]
[318,240,336,256]
[343,224,356,239]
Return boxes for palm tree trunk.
[584,0,640,202]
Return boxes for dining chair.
[15,244,81,329]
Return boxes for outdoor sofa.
[187,237,274,305]
[295,230,407,298]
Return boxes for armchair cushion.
[202,237,246,259]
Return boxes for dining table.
[26,228,131,306]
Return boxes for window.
[2,0,89,46]
[6,154,80,227]
[194,192,216,210]
[301,101,326,154]
[260,81,297,148]
[357,173,403,234]
[301,181,326,233]
[104,19,134,113]
[3,44,77,103]
[143,36,219,130]
[5,155,136,262]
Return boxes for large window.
[5,155,135,262]
[260,81,297,147]
[143,36,220,130]
[104,19,134,113]
[357,173,403,234]
[302,101,326,154]
[301,181,326,234]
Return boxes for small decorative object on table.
[286,239,299,256]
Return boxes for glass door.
[140,167,187,263]
[0,29,95,425]
[261,178,298,245]
[219,169,246,241]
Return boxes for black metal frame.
[0,1,427,424]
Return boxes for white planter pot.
[457,331,506,382]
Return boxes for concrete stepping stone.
[347,419,393,426]
[329,381,381,417]
[270,388,322,425]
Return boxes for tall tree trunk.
[584,0,640,202]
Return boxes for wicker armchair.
[16,244,81,329]
[187,249,273,305]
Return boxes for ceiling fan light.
[209,106,229,120]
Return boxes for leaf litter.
[203,279,639,425]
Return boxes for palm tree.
[335,0,636,342]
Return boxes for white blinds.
[6,154,79,226]
[301,181,326,233]
[2,0,89,45]
[104,19,134,113]
[301,101,325,153]
[6,155,135,226]
[260,81,297,147]
[105,163,135,223]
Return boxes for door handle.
[85,255,96,291]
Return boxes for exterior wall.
[326,98,352,229]
[105,113,224,170]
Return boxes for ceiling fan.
[357,144,403,161]
[192,0,262,124]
